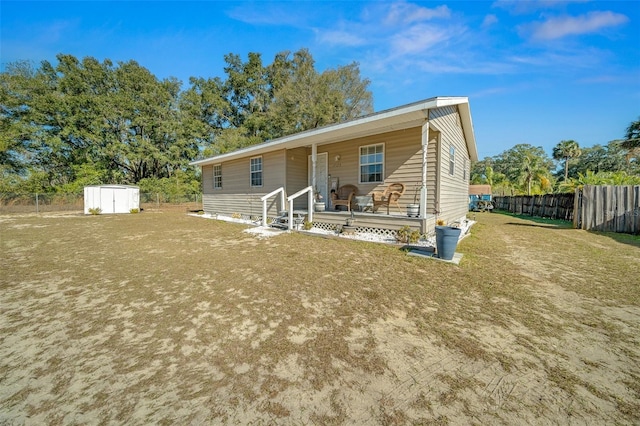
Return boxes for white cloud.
[389,24,452,55]
[482,14,499,28]
[312,2,455,51]
[523,11,629,40]
[384,2,451,25]
[507,45,608,70]
[491,0,589,15]
[226,3,309,27]
[315,29,367,47]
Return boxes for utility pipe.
[420,116,430,219]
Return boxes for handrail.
[261,187,286,227]
[287,186,314,230]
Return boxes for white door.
[100,188,116,214]
[113,189,129,213]
[309,153,328,205]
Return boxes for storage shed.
[469,184,492,211]
[84,185,140,214]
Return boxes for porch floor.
[299,209,435,235]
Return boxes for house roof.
[190,96,477,167]
[469,184,492,195]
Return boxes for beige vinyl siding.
[286,147,310,210]
[430,105,471,224]
[425,131,439,216]
[202,164,214,193]
[202,150,288,217]
[323,128,431,212]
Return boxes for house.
[190,97,477,235]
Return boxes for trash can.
[435,226,462,260]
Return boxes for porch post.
[420,118,429,219]
[311,143,317,193]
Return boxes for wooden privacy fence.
[574,185,640,234]
[493,193,575,221]
[493,185,640,234]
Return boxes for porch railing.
[287,186,314,230]
[260,187,286,227]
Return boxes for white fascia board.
[190,96,471,167]
[457,102,478,162]
[84,184,140,189]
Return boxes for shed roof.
[190,96,477,167]
[469,185,492,195]
[84,185,139,189]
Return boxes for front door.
[308,152,328,205]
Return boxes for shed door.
[113,189,129,213]
[100,188,116,214]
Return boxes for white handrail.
[287,186,314,230]
[261,187,286,227]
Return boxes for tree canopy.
[183,49,373,157]
[1,50,636,196]
[0,49,373,193]
[471,123,640,195]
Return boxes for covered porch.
[260,185,436,236]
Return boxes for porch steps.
[269,211,306,230]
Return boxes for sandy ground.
[1,211,639,425]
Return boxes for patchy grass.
[1,210,639,424]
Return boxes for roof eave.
[190,96,476,167]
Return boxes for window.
[359,144,384,183]
[449,145,455,176]
[250,156,263,187]
[213,164,222,189]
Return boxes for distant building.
[469,184,492,211]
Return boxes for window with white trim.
[359,143,384,183]
[449,145,455,176]
[213,164,222,189]
[250,156,263,187]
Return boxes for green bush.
[396,225,421,244]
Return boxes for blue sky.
[1,1,639,159]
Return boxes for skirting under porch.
[271,209,437,237]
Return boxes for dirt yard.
[1,210,639,424]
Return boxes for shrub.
[130,208,140,214]
[396,225,421,244]
[303,221,313,230]
[88,207,102,215]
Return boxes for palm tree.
[552,140,582,181]
[518,153,549,195]
[621,118,640,163]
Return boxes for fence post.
[36,193,39,214]
[573,188,581,229]
[156,193,160,209]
